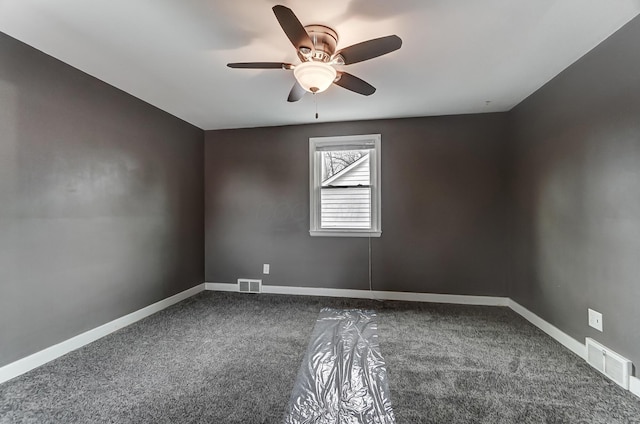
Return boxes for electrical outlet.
[588,308,603,331]
[263,264,270,274]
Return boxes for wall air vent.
[237,278,261,293]
[586,338,632,389]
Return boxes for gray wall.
[510,15,640,366]
[0,33,204,367]
[205,115,511,295]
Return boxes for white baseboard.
[630,376,640,399]
[0,283,205,385]
[508,299,586,360]
[204,282,237,292]
[206,283,587,362]
[204,282,510,306]
[0,282,620,395]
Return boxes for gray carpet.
[1,291,639,423]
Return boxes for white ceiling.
[1,1,639,130]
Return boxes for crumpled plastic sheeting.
[283,308,395,424]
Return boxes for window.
[309,134,381,237]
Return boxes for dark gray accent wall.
[205,115,511,295]
[510,15,640,366]
[0,33,204,367]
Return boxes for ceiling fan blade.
[334,72,376,96]
[335,35,402,65]
[287,81,306,102]
[272,5,313,52]
[227,62,292,69]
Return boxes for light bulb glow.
[293,61,337,93]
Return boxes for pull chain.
[314,93,318,119]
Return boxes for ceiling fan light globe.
[293,61,337,93]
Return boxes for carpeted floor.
[1,291,639,423]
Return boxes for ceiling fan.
[227,5,402,102]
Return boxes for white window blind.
[321,152,371,229]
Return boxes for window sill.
[309,230,382,238]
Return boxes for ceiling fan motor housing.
[301,25,338,62]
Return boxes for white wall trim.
[630,376,640,399]
[0,282,615,391]
[508,299,586,360]
[0,283,205,385]
[206,283,587,362]
[204,282,509,306]
[204,282,238,292]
